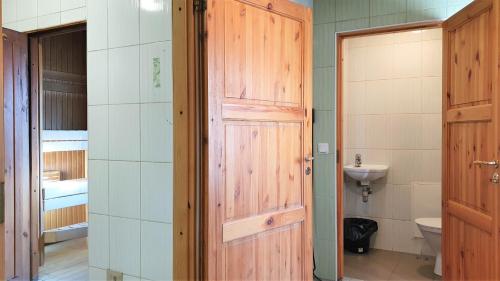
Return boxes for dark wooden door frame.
[28,23,87,280]
[29,34,42,280]
[335,21,443,280]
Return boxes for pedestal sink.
[344,164,389,186]
[344,164,389,202]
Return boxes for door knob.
[473,160,499,168]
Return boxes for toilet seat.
[415,218,441,234]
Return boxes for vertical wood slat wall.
[41,30,88,230]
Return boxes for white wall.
[2,0,86,31]
[86,0,173,280]
[342,28,442,255]
[2,0,174,280]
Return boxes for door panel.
[443,0,499,279]
[3,28,31,281]
[205,0,313,280]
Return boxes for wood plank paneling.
[42,150,87,231]
[443,1,500,279]
[41,30,87,131]
[44,205,88,230]
[43,151,86,180]
[3,28,31,281]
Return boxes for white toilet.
[415,217,442,276]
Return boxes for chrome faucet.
[355,154,362,167]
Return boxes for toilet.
[415,218,442,276]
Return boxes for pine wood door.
[3,28,31,281]
[204,0,313,280]
[443,0,500,279]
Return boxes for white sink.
[344,164,388,185]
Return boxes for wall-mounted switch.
[318,143,329,154]
[107,270,123,281]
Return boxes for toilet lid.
[415,218,441,233]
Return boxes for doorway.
[336,22,443,281]
[2,24,88,281]
[34,26,88,281]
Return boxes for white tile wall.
[141,162,173,223]
[141,221,173,280]
[110,217,141,276]
[87,50,109,105]
[343,28,442,255]
[89,160,109,214]
[86,0,174,279]
[108,0,139,48]
[109,161,141,219]
[109,46,140,104]
[89,214,110,269]
[3,0,86,31]
[88,105,109,159]
[108,104,140,161]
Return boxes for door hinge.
[336,149,340,164]
[194,0,207,13]
[312,108,316,123]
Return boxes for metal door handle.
[305,156,314,162]
[473,160,499,168]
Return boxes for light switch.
[318,143,329,154]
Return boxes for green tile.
[314,196,334,240]
[407,0,446,11]
[370,12,407,27]
[313,110,335,154]
[314,67,336,111]
[370,0,406,16]
[313,239,335,279]
[314,23,336,67]
[314,0,336,24]
[335,18,370,32]
[407,7,447,22]
[313,153,336,198]
[336,0,370,21]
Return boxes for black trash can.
[344,218,378,254]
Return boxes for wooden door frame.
[172,0,199,280]
[335,21,442,279]
[28,23,87,280]
[0,0,4,279]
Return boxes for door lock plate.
[491,172,499,184]
[305,166,312,175]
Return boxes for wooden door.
[443,0,500,279]
[204,0,313,280]
[3,28,31,281]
